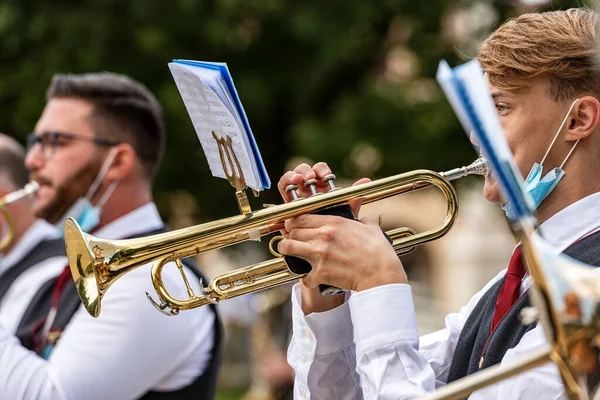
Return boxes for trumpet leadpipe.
[0,181,40,206]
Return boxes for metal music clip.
[213,131,252,215]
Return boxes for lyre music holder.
[212,131,254,215]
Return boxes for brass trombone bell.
[0,181,39,252]
[65,157,488,318]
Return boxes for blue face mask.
[55,149,119,236]
[503,99,581,220]
[59,198,101,234]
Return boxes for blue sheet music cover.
[172,59,271,190]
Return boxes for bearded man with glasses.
[0,72,222,400]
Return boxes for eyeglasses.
[27,132,120,160]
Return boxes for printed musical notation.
[169,60,270,191]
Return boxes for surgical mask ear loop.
[540,98,580,167]
[85,147,119,201]
[95,180,119,210]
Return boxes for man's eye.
[46,134,66,147]
[495,103,509,114]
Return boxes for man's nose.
[25,143,44,171]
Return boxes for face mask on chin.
[502,99,581,220]
[55,148,120,236]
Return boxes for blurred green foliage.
[0,0,582,221]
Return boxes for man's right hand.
[277,162,370,315]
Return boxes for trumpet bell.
[65,218,102,317]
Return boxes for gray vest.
[16,227,222,400]
[0,238,66,303]
[447,231,600,384]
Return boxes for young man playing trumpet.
[0,134,65,334]
[278,8,600,399]
[0,73,221,399]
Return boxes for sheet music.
[169,63,261,190]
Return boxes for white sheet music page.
[169,62,262,190]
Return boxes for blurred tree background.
[0,1,591,398]
[0,0,585,222]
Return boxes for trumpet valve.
[304,179,318,196]
[322,174,338,191]
[285,184,300,201]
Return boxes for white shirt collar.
[2,220,59,271]
[537,191,600,252]
[93,202,164,240]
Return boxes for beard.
[33,157,104,224]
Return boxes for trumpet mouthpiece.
[443,156,488,181]
[469,156,489,177]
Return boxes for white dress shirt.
[288,192,600,400]
[0,203,216,400]
[0,220,65,334]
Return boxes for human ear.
[566,96,600,141]
[104,143,136,182]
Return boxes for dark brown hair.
[47,72,165,179]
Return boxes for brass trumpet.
[0,181,39,252]
[65,157,488,318]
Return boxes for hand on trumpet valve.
[276,162,408,315]
[277,162,367,214]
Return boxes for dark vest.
[16,227,222,400]
[447,231,600,384]
[0,238,66,303]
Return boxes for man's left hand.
[278,214,408,292]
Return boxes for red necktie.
[491,246,525,332]
[32,265,72,352]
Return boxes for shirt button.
[303,330,313,340]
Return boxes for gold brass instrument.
[0,181,39,252]
[65,157,488,318]
[417,218,600,400]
